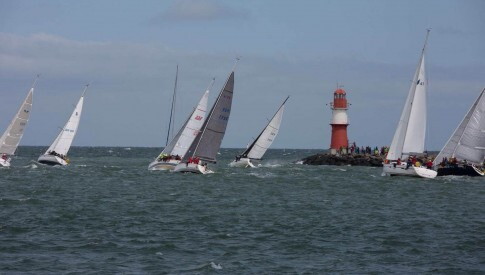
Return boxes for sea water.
[1,147,483,273]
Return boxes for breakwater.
[302,153,384,167]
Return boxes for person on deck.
[406,158,412,169]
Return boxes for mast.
[401,29,430,154]
[191,59,239,159]
[185,58,238,163]
[387,30,430,160]
[166,65,178,146]
[160,78,214,157]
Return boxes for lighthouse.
[329,88,349,155]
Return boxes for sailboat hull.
[173,162,213,174]
[437,165,484,177]
[382,163,437,178]
[229,158,257,168]
[0,157,11,167]
[38,154,68,166]
[148,159,180,171]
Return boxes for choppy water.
[1,147,484,273]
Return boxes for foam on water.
[0,146,483,273]
[210,262,223,270]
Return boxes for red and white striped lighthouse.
[329,88,349,155]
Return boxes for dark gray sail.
[185,71,234,163]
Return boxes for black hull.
[38,160,62,166]
[437,165,482,177]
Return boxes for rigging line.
[166,65,178,146]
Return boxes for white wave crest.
[210,262,222,270]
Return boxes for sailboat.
[0,76,38,167]
[382,30,437,179]
[433,88,485,176]
[230,96,289,168]
[173,64,236,174]
[38,84,88,166]
[148,78,213,171]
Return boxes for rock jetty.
[301,153,384,167]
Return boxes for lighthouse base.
[330,148,347,155]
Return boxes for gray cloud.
[0,32,483,149]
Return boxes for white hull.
[38,154,68,166]
[0,157,11,167]
[173,162,213,174]
[229,157,257,168]
[382,163,437,178]
[148,159,180,171]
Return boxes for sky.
[0,0,484,150]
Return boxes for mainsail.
[241,96,289,160]
[0,77,38,155]
[185,71,235,163]
[433,88,485,165]
[44,85,88,156]
[159,82,211,158]
[386,30,430,160]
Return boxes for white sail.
[434,88,485,165]
[387,31,429,160]
[160,88,210,158]
[402,57,426,155]
[243,96,289,160]
[0,87,34,155]
[44,86,87,156]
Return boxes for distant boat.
[433,88,485,176]
[0,76,38,167]
[38,84,88,166]
[230,96,289,168]
[383,30,437,179]
[148,76,213,171]
[173,64,236,174]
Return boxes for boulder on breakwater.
[301,153,384,167]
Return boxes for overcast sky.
[1,0,484,149]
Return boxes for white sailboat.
[173,64,236,174]
[230,96,289,168]
[433,88,485,176]
[148,78,212,171]
[38,84,88,166]
[383,30,437,179]
[0,76,38,167]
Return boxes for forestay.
[0,87,34,155]
[242,96,289,160]
[44,86,87,156]
[434,88,485,165]
[188,71,234,163]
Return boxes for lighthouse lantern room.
[329,88,349,155]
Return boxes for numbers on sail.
[218,115,228,121]
[195,115,203,121]
[222,108,230,113]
